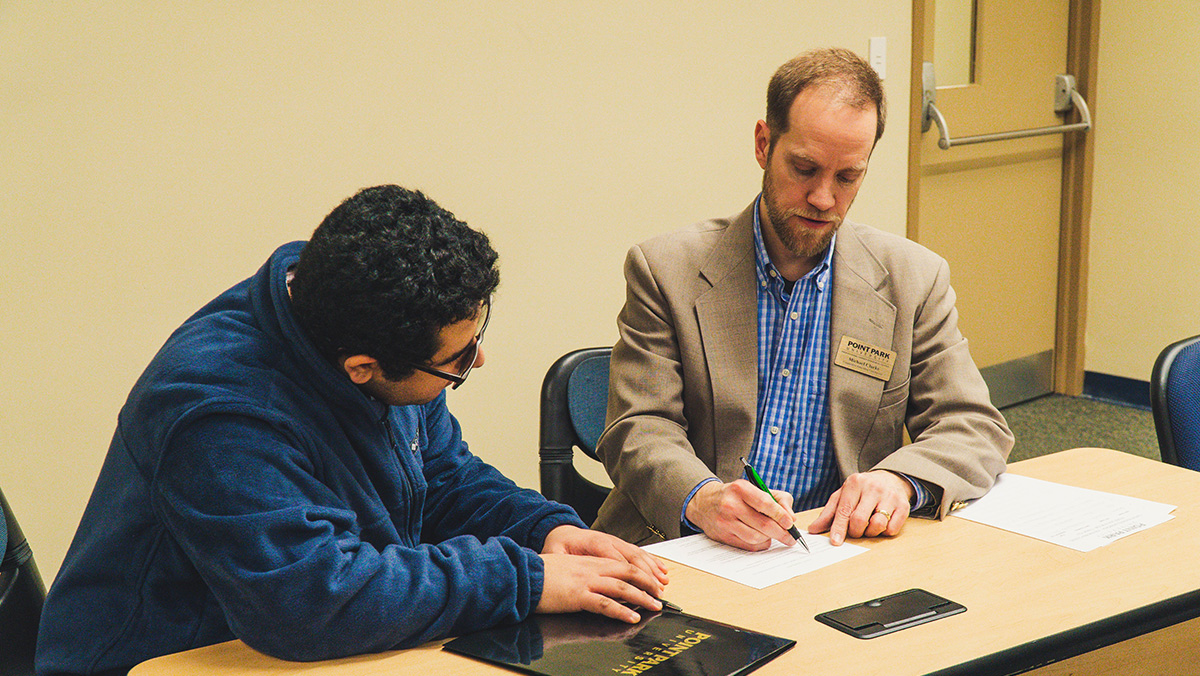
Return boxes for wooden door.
[908,1,1097,406]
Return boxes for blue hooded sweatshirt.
[36,242,583,675]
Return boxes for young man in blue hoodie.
[37,185,667,675]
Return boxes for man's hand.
[807,470,914,545]
[684,480,797,551]
[541,525,669,587]
[537,526,669,624]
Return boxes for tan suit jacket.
[592,201,1013,544]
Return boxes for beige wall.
[1087,2,1200,381]
[0,2,912,581]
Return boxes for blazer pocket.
[878,378,911,411]
[860,379,912,470]
[631,527,664,547]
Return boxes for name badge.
[834,335,896,381]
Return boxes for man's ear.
[754,119,772,170]
[341,355,380,385]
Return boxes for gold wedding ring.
[875,509,893,520]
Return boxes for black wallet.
[815,588,966,639]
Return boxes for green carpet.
[999,394,1160,463]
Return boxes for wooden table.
[130,448,1200,675]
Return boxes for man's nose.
[808,185,835,213]
[807,177,837,213]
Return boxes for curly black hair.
[289,185,499,380]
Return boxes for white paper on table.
[950,473,1176,552]
[643,532,867,589]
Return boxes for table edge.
[924,588,1200,676]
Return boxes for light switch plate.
[869,37,886,80]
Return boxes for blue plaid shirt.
[749,198,842,509]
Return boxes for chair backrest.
[1151,334,1200,470]
[0,487,47,676]
[539,347,613,525]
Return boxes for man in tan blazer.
[592,48,1012,551]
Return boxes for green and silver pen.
[740,456,810,553]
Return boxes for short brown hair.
[765,47,886,144]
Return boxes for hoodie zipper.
[382,414,420,547]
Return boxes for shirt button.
[781,369,791,377]
[790,311,799,320]
[770,425,780,435]
[769,270,777,278]
[817,279,825,290]
[761,280,768,288]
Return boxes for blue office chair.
[539,347,613,526]
[0,486,46,676]
[1151,334,1200,470]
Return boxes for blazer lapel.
[695,202,758,481]
[828,222,897,474]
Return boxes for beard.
[761,167,842,260]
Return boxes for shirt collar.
[752,193,835,294]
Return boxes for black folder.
[443,607,794,676]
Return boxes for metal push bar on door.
[921,63,1092,149]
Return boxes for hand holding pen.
[682,460,807,552]
[741,457,810,553]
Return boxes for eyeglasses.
[404,298,491,389]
